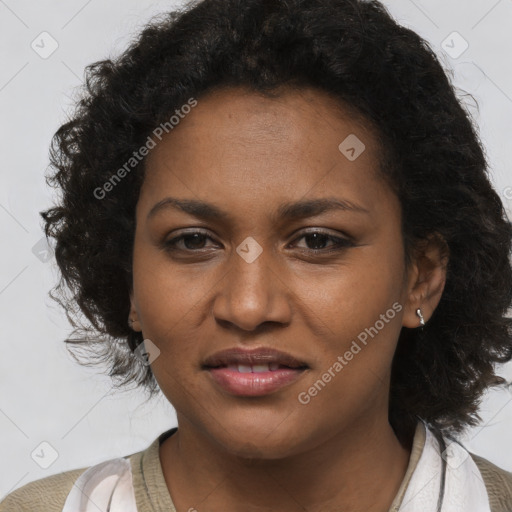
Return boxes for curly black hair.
[41,0,512,448]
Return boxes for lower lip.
[206,367,306,396]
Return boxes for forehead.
[138,85,394,223]
[149,85,378,154]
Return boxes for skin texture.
[129,86,448,512]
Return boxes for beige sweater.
[1,422,511,511]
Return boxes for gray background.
[1,0,511,498]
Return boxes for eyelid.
[290,227,353,241]
[287,229,354,251]
[163,228,219,248]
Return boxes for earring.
[416,308,425,326]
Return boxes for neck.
[159,413,412,512]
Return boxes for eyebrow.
[147,196,370,222]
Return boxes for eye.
[163,230,219,252]
[290,230,354,253]
[163,229,354,255]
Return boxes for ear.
[128,291,143,332]
[402,233,449,328]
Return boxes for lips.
[202,347,308,370]
[203,347,309,397]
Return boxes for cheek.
[303,244,404,342]
[297,234,406,391]
[130,241,216,398]
[349,227,406,320]
[131,240,206,338]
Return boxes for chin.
[208,422,309,461]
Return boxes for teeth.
[252,364,270,373]
[224,363,282,372]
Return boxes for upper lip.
[202,347,309,369]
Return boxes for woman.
[2,0,512,510]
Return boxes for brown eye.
[291,230,354,253]
[164,231,218,252]
[302,232,331,250]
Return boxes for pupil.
[184,233,206,249]
[306,233,328,249]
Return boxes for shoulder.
[469,452,512,512]
[0,466,88,512]
[0,429,175,512]
[0,449,143,512]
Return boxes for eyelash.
[163,229,354,255]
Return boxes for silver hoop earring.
[416,308,425,326]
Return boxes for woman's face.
[130,86,416,458]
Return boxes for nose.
[212,249,292,332]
